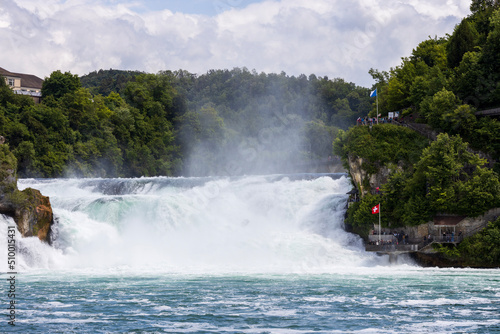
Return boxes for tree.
[368,68,390,86]
[42,70,81,99]
[345,194,385,237]
[385,77,408,111]
[330,98,353,127]
[470,0,499,14]
[177,104,226,175]
[303,120,338,159]
[407,133,498,216]
[410,37,448,69]
[458,217,500,266]
[442,104,477,137]
[478,8,500,106]
[451,51,484,104]
[447,19,479,68]
[420,88,460,130]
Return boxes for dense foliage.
[0,67,372,177]
[333,124,429,175]
[80,69,143,97]
[81,68,373,176]
[338,128,500,233]
[166,68,372,175]
[368,2,500,172]
[334,124,431,234]
[0,71,181,177]
[336,1,500,235]
[435,216,500,267]
[456,216,500,266]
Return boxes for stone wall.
[382,207,500,241]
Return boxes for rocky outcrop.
[347,154,401,196]
[13,188,54,242]
[347,155,367,194]
[0,144,53,243]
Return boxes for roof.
[0,67,43,89]
[17,73,43,89]
[433,215,466,226]
[0,67,18,78]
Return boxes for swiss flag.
[371,204,380,214]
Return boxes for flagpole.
[376,87,379,124]
[378,203,381,244]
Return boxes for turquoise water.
[10,269,500,333]
[1,175,499,333]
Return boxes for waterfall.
[2,174,385,273]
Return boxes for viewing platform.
[356,210,500,256]
[365,234,465,255]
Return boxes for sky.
[1,0,471,88]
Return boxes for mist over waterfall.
[3,174,386,273]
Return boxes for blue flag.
[370,88,377,97]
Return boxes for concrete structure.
[0,67,43,103]
[475,107,500,118]
[365,208,500,256]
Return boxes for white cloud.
[1,0,470,87]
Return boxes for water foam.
[3,174,386,273]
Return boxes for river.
[0,174,497,333]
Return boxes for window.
[7,78,15,87]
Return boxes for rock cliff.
[347,154,401,196]
[0,144,53,243]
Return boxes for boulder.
[14,188,53,242]
[0,144,53,243]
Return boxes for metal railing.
[365,235,465,253]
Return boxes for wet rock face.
[347,155,367,195]
[348,155,399,196]
[14,188,54,243]
[0,144,53,243]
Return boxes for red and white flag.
[371,204,380,214]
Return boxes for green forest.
[334,1,500,243]
[0,67,372,178]
[365,1,500,168]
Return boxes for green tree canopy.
[42,70,81,99]
[407,133,499,217]
[447,19,479,68]
[420,88,460,129]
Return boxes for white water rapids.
[1,174,390,273]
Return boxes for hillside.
[0,66,373,178]
[366,2,500,173]
[333,1,500,266]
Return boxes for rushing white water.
[3,175,500,334]
[2,174,388,273]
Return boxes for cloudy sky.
[1,0,471,88]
